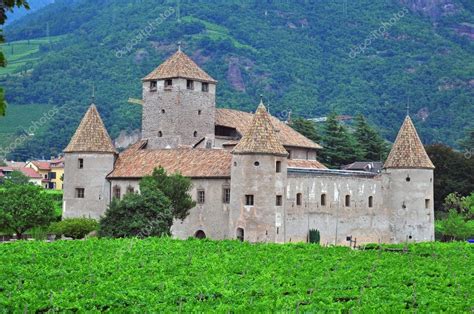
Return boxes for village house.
[25,158,64,190]
[62,49,435,245]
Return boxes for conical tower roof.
[64,104,116,153]
[233,101,288,156]
[384,116,434,169]
[142,49,217,83]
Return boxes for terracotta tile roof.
[108,142,232,179]
[32,161,51,170]
[216,108,321,149]
[384,116,435,169]
[287,159,328,170]
[18,167,42,179]
[64,104,116,154]
[233,103,288,156]
[142,50,217,83]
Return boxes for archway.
[236,228,244,242]
[194,230,206,239]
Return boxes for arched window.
[193,131,198,137]
[321,194,326,206]
[368,196,373,208]
[236,228,244,242]
[296,193,302,206]
[194,230,206,239]
[126,186,135,194]
[345,195,351,207]
[158,131,163,137]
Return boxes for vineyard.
[0,239,472,312]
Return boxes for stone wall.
[63,153,115,220]
[142,78,216,149]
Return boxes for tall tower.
[141,48,217,149]
[383,116,435,242]
[63,104,116,219]
[229,100,289,242]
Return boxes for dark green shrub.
[49,218,98,239]
[309,229,320,244]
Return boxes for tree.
[3,170,29,185]
[425,144,474,211]
[0,182,55,239]
[353,114,389,161]
[458,126,474,152]
[141,167,196,220]
[320,113,363,168]
[0,0,30,116]
[290,117,321,143]
[99,167,195,238]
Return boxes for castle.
[63,49,435,244]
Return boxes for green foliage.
[458,126,474,152]
[1,0,473,158]
[49,218,98,239]
[99,190,173,238]
[2,170,29,185]
[436,193,474,241]
[425,144,474,211]
[353,114,389,161]
[320,113,363,168]
[0,182,55,239]
[141,167,196,220]
[308,229,320,244]
[0,239,472,311]
[290,117,321,143]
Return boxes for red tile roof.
[32,161,51,170]
[384,116,434,169]
[287,159,327,170]
[142,50,217,83]
[108,142,232,179]
[216,108,321,149]
[18,167,42,179]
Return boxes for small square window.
[202,82,209,92]
[78,158,84,169]
[76,188,85,199]
[276,195,282,206]
[187,80,194,90]
[164,79,172,89]
[223,187,230,204]
[425,199,430,209]
[245,194,254,206]
[150,80,157,91]
[296,193,302,206]
[321,194,326,206]
[197,190,205,204]
[276,161,281,173]
[113,185,121,199]
[345,195,351,207]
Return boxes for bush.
[49,218,98,240]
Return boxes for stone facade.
[63,49,435,245]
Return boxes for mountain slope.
[1,0,473,160]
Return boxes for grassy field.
[0,239,472,312]
[0,35,65,76]
[0,104,54,152]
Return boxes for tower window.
[254,161,260,166]
[187,80,194,90]
[198,110,202,115]
[296,193,302,206]
[245,194,254,206]
[193,131,198,137]
[113,185,121,199]
[406,176,411,182]
[425,199,430,209]
[164,79,172,89]
[276,195,283,206]
[158,131,163,137]
[345,195,351,207]
[202,82,209,92]
[126,186,135,194]
[150,80,157,91]
[287,150,292,159]
[223,187,230,204]
[197,190,205,204]
[321,193,327,206]
[276,161,281,173]
[368,196,373,208]
[78,158,84,169]
[75,188,85,199]
[161,109,165,114]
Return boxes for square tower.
[141,49,217,149]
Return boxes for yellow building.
[26,158,64,190]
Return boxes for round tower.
[229,100,288,242]
[382,115,435,243]
[63,103,117,220]
[141,47,217,149]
